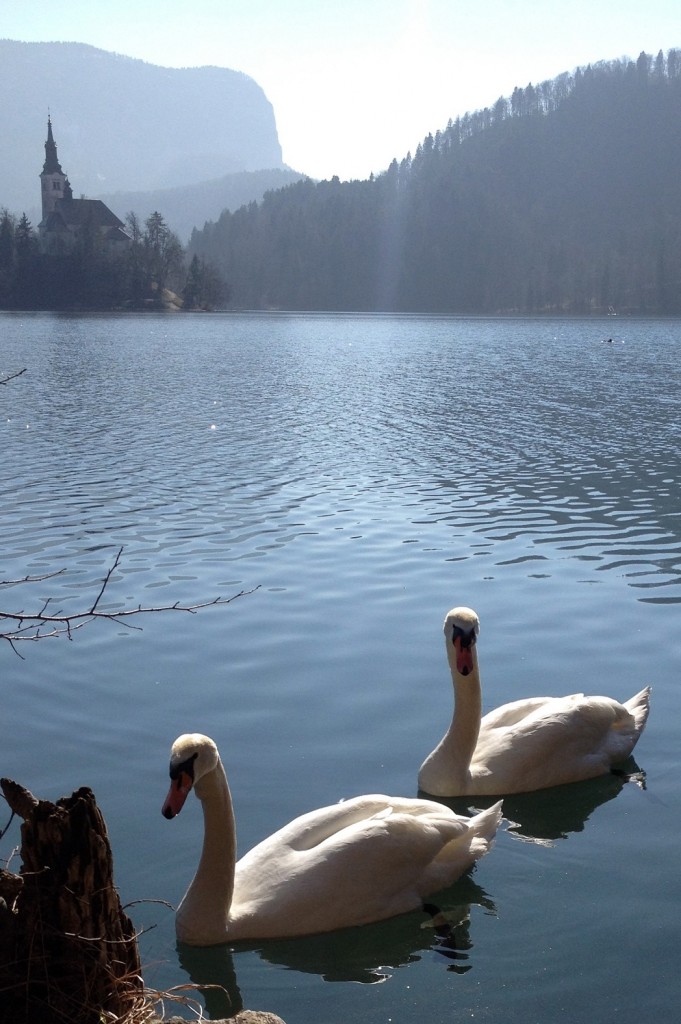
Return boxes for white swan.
[162,733,502,945]
[418,606,651,798]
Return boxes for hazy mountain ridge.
[0,39,286,222]
[99,168,305,243]
[189,48,681,314]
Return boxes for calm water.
[1,312,679,1024]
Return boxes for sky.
[4,0,680,181]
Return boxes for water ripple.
[1,313,680,604]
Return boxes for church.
[38,117,131,255]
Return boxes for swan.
[162,733,502,945]
[418,606,651,797]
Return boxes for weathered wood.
[0,778,143,1024]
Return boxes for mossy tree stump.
[0,778,143,1024]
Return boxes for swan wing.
[479,696,556,730]
[230,796,501,939]
[473,692,647,792]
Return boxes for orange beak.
[162,770,193,819]
[454,635,474,676]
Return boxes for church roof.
[103,225,132,243]
[53,197,126,230]
[42,116,63,174]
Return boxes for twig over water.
[1,545,258,656]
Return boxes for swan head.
[162,733,219,819]
[443,607,480,677]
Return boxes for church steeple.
[40,116,67,218]
[42,116,63,174]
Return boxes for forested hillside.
[189,50,681,314]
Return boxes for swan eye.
[169,751,198,782]
[451,624,476,647]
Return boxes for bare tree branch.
[0,368,27,385]
[1,568,66,587]
[1,546,258,656]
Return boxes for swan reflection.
[249,875,495,982]
[423,757,646,844]
[421,898,486,974]
[176,875,496,1010]
[177,941,244,1020]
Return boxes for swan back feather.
[232,795,501,938]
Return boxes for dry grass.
[106,974,234,1023]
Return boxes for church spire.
[42,115,64,175]
[40,116,68,219]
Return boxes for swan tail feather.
[624,685,651,733]
[427,800,502,895]
[469,799,504,845]
[441,800,503,861]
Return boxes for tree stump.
[0,778,143,1024]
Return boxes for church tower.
[37,116,130,256]
[40,116,69,218]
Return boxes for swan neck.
[190,756,236,914]
[446,643,482,768]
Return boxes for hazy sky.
[4,0,680,180]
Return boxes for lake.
[1,311,679,1024]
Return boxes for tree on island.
[0,208,227,311]
[183,252,228,309]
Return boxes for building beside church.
[38,117,131,255]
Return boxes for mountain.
[188,48,681,315]
[0,39,290,227]
[99,168,304,243]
